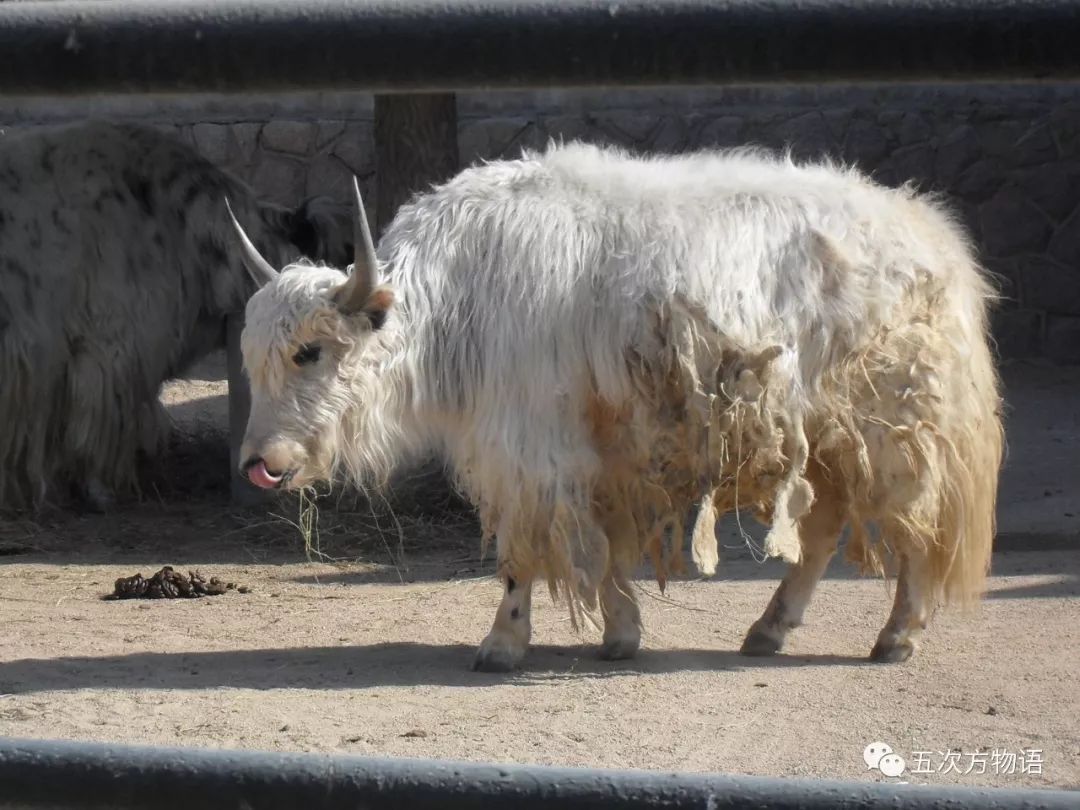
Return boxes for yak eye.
[292,343,321,366]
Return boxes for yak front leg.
[473,567,534,672]
[599,565,641,660]
[596,501,642,660]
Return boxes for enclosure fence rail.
[0,736,1075,810]
[2,0,1080,95]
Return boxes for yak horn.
[335,176,380,313]
[225,198,278,288]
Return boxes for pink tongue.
[248,460,284,489]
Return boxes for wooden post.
[226,311,269,506]
[374,93,459,236]
[372,93,459,493]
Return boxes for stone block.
[456,120,490,165]
[821,107,854,142]
[305,153,352,201]
[603,114,659,145]
[953,199,982,244]
[1021,257,1080,316]
[175,124,196,148]
[979,191,1053,256]
[982,258,1019,306]
[1048,105,1080,157]
[977,120,1028,157]
[771,111,836,160]
[843,118,890,167]
[1014,123,1058,167]
[459,118,528,163]
[953,159,1004,202]
[889,143,936,186]
[897,112,933,145]
[991,309,1043,359]
[505,122,548,156]
[261,120,316,156]
[316,120,347,150]
[540,115,602,147]
[1011,163,1080,222]
[876,109,907,130]
[1047,204,1080,267]
[331,121,374,174]
[191,123,228,164]
[250,154,305,207]
[229,123,261,165]
[934,124,979,187]
[486,118,532,156]
[697,116,744,149]
[650,116,689,153]
[1045,315,1080,364]
[870,164,899,189]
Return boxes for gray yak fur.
[0,121,353,511]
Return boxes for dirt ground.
[1,355,1078,791]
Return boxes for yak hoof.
[740,627,783,657]
[85,498,113,515]
[82,479,116,514]
[472,635,525,673]
[869,638,915,663]
[471,648,518,673]
[598,637,640,661]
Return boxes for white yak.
[231,142,1003,671]
[0,121,353,511]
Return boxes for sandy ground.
[0,355,1078,792]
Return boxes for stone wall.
[3,84,1079,362]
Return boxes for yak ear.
[332,176,381,315]
[360,287,395,331]
[225,197,278,288]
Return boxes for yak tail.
[927,334,1004,607]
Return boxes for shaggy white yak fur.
[0,122,354,511]
[235,142,1003,671]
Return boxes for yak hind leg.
[473,568,534,673]
[870,550,931,663]
[137,399,172,461]
[741,475,845,656]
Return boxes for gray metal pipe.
[2,0,1080,96]
[0,736,1076,809]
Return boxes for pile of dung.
[102,566,248,600]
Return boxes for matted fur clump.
[0,121,354,512]
[232,142,1003,670]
